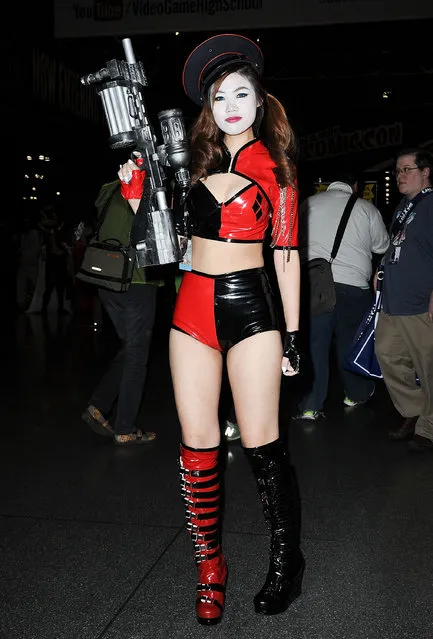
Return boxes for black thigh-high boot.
[244,438,305,615]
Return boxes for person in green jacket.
[81,180,163,445]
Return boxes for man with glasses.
[376,148,433,452]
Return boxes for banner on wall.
[32,48,103,126]
[54,0,433,38]
[301,123,403,162]
[314,181,378,205]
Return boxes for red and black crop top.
[186,138,298,250]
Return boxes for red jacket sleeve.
[269,182,299,250]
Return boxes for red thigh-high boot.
[244,438,305,615]
[179,443,228,625]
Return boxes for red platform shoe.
[180,444,228,625]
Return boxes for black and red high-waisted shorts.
[172,267,279,353]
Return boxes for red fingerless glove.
[120,159,146,200]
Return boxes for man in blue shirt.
[376,148,433,452]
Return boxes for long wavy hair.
[189,64,297,187]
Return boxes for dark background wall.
[9,5,433,229]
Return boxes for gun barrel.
[122,38,136,64]
[80,68,109,85]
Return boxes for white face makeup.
[211,72,258,136]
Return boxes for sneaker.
[294,410,323,421]
[223,419,241,441]
[343,388,375,408]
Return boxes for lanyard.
[388,187,433,265]
[390,187,433,241]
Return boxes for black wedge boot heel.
[253,550,305,615]
[244,438,305,615]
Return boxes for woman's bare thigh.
[169,329,223,448]
[227,330,282,448]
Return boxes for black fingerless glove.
[283,330,300,374]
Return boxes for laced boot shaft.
[179,444,228,626]
[244,438,305,615]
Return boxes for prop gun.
[81,38,190,266]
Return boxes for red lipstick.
[225,116,241,123]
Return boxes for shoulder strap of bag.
[330,193,358,263]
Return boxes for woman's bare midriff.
[191,236,264,275]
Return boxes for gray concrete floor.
[2,302,433,639]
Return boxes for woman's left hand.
[282,330,300,376]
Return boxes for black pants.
[299,283,375,411]
[43,254,68,311]
[89,284,157,435]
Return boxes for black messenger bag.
[76,193,136,292]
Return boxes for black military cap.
[182,33,264,106]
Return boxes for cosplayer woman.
[118,34,304,625]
